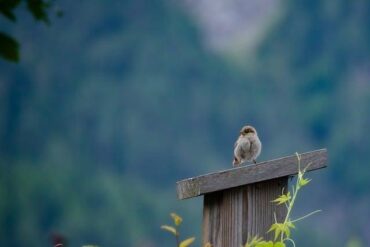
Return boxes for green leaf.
[274,242,286,247]
[245,235,264,247]
[160,225,177,236]
[299,177,311,187]
[286,221,295,229]
[0,32,19,62]
[283,225,291,238]
[0,9,16,21]
[255,241,273,247]
[272,192,291,205]
[170,212,183,226]
[268,223,281,240]
[179,237,195,247]
[268,222,293,240]
[26,0,50,23]
[0,0,21,21]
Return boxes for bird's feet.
[233,157,240,167]
[253,159,257,164]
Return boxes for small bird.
[233,125,262,166]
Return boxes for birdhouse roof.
[176,149,328,200]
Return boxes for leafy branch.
[161,213,195,247]
[0,0,62,62]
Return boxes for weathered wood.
[177,149,327,200]
[202,177,288,247]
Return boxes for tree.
[0,0,61,62]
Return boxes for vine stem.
[291,210,322,223]
[285,238,296,247]
[281,154,302,242]
[176,233,180,247]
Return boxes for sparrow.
[233,125,262,166]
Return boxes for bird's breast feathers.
[236,136,250,150]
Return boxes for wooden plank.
[202,177,288,246]
[177,149,327,200]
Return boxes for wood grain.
[202,177,288,247]
[177,149,327,200]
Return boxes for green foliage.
[246,153,320,246]
[0,32,19,61]
[245,236,286,247]
[0,0,370,245]
[253,0,370,195]
[246,240,285,247]
[26,0,51,23]
[0,0,21,21]
[162,154,321,247]
[268,223,293,241]
[245,236,264,247]
[0,0,55,62]
[0,162,179,246]
[346,237,363,247]
[161,213,195,247]
[271,192,291,205]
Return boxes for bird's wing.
[234,135,241,148]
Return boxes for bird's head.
[240,125,257,136]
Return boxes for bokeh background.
[1,0,370,246]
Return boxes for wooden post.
[176,149,327,247]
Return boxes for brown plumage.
[233,125,262,166]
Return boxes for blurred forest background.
[1,0,370,246]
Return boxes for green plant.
[162,153,321,247]
[245,153,321,247]
[0,0,61,62]
[161,213,195,247]
[346,237,363,247]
